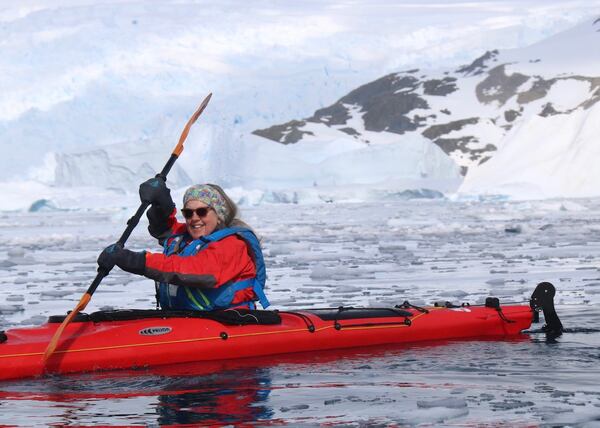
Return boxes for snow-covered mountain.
[253,17,600,198]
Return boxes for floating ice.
[417,398,468,409]
[0,305,24,314]
[40,290,76,298]
[29,199,60,212]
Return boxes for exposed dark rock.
[252,120,314,144]
[254,73,430,143]
[504,109,521,122]
[308,103,351,126]
[456,50,499,76]
[339,73,420,106]
[339,127,360,136]
[580,77,600,109]
[429,136,496,175]
[518,76,600,110]
[440,108,451,115]
[540,103,559,117]
[413,114,432,126]
[431,136,475,156]
[476,65,530,105]
[361,91,428,133]
[468,144,497,161]
[328,73,428,133]
[421,118,479,140]
[423,77,458,96]
[516,77,555,104]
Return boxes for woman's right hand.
[139,177,175,208]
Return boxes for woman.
[97,178,270,311]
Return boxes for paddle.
[43,93,213,363]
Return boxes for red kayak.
[0,282,561,381]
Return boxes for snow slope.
[459,18,600,198]
[460,100,600,199]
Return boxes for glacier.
[2,1,600,209]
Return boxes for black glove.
[97,243,146,275]
[147,205,173,240]
[139,177,175,209]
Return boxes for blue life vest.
[157,227,270,311]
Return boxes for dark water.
[0,306,598,427]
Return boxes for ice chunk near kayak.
[19,315,47,326]
[7,249,25,258]
[7,247,39,266]
[0,304,24,314]
[407,406,469,425]
[40,289,76,299]
[417,397,468,409]
[309,264,373,281]
[439,289,469,299]
[268,242,311,256]
[0,259,17,268]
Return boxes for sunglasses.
[181,207,212,219]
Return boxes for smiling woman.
[97,179,270,312]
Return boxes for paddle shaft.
[44,93,212,362]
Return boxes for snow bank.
[460,102,600,199]
[0,181,131,212]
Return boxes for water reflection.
[154,368,273,426]
[0,339,534,426]
[1,325,599,426]
[0,358,279,426]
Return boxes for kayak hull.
[0,304,533,381]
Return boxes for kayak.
[0,282,561,381]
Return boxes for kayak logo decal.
[139,326,172,336]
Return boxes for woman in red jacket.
[97,179,269,311]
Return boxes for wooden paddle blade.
[43,293,92,363]
[173,92,212,156]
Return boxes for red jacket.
[143,211,257,305]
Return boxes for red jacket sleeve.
[144,235,256,290]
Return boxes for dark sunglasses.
[181,207,212,219]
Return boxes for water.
[1,198,600,426]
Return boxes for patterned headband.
[182,184,228,221]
